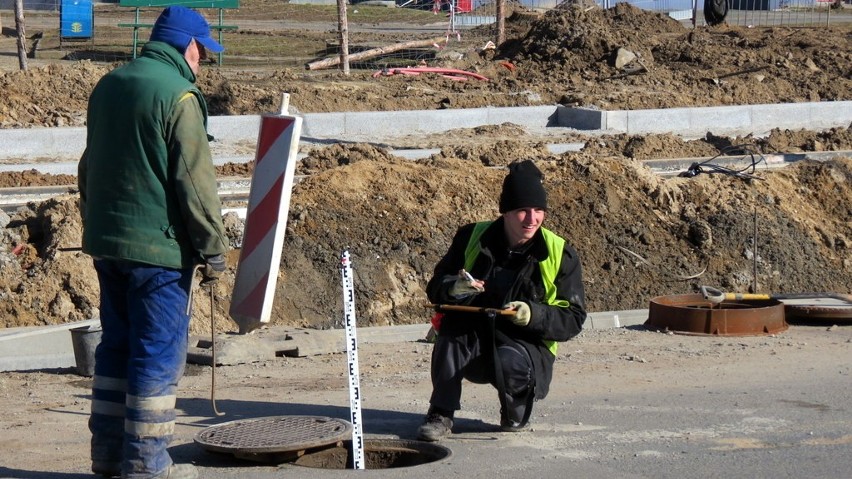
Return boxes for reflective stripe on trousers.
[89,259,192,478]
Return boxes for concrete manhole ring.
[194,415,353,460]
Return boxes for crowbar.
[426,303,517,316]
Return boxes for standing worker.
[417,160,587,441]
[78,6,228,479]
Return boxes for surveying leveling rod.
[340,250,365,469]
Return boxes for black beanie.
[499,160,548,213]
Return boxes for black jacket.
[426,218,587,398]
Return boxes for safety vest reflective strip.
[463,222,568,355]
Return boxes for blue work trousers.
[88,259,193,478]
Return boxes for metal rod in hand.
[426,303,517,316]
[210,285,224,417]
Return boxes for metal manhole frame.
[645,293,788,336]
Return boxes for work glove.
[201,254,226,286]
[504,301,531,327]
[448,270,484,299]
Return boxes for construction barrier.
[229,108,302,334]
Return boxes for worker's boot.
[416,407,453,442]
[91,460,120,477]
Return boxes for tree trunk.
[495,0,505,45]
[307,36,446,71]
[336,0,350,75]
[14,0,28,70]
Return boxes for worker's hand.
[201,254,226,286]
[504,301,531,327]
[448,269,485,299]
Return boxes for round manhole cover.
[782,296,852,322]
[194,415,352,458]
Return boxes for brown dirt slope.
[2,150,850,333]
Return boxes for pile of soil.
[2,145,850,333]
[0,4,850,334]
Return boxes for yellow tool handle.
[723,293,772,301]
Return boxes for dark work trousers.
[89,259,193,478]
[429,327,534,424]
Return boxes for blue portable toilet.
[60,0,94,41]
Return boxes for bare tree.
[14,0,28,70]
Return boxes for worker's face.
[503,207,546,248]
[184,40,207,75]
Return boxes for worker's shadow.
[0,468,92,479]
[177,397,422,435]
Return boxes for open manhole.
[293,438,452,469]
[646,293,788,336]
[194,415,352,463]
[195,416,451,469]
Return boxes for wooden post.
[336,0,350,75]
[14,0,28,70]
[495,0,505,45]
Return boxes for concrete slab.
[0,319,99,372]
[187,323,431,366]
[559,101,852,137]
[3,102,851,161]
[0,310,649,372]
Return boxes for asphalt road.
[2,323,849,479]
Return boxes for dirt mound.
[1,4,851,333]
[0,61,109,128]
[2,146,850,333]
[499,4,851,109]
[505,3,685,69]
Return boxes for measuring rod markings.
[340,250,365,470]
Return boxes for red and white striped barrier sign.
[229,112,302,334]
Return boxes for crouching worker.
[417,160,587,442]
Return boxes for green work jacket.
[78,41,227,268]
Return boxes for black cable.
[678,143,767,181]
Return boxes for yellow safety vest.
[463,221,569,355]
